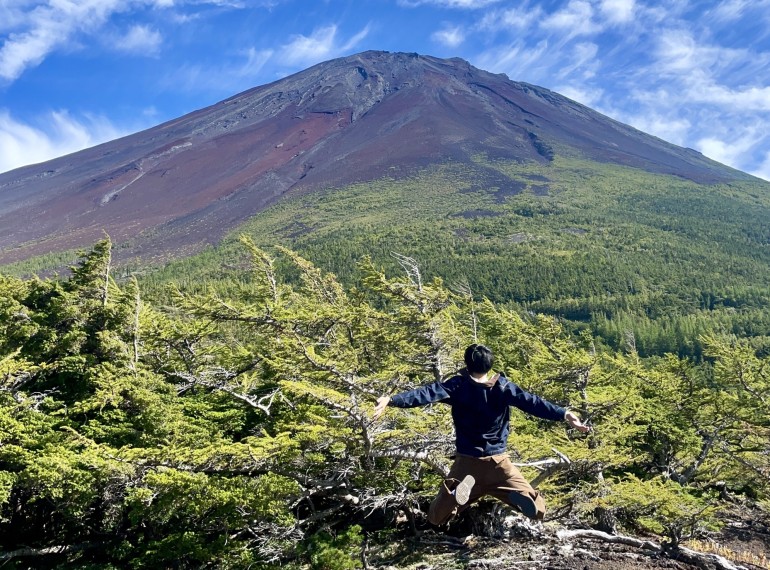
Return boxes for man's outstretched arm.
[373,380,454,420]
[502,378,591,432]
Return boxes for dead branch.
[370,447,450,477]
[169,369,291,414]
[0,543,96,561]
[556,529,748,570]
[516,449,572,487]
[468,558,541,568]
[391,252,423,292]
[557,529,659,550]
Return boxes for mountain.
[0,50,754,266]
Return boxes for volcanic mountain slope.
[0,50,754,265]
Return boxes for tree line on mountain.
[5,158,770,366]
[109,158,770,367]
[0,237,768,568]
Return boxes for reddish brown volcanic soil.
[0,51,751,265]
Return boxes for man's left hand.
[565,411,591,433]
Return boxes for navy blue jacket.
[389,373,566,457]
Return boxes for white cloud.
[432,24,465,48]
[115,24,162,56]
[705,0,770,24]
[464,0,770,182]
[555,84,604,107]
[653,29,755,80]
[707,0,750,22]
[696,130,765,173]
[478,5,543,32]
[161,45,274,94]
[541,0,602,37]
[0,20,69,82]
[653,30,704,74]
[240,47,273,76]
[556,41,598,80]
[0,2,34,33]
[280,26,336,66]
[475,40,552,83]
[0,109,130,174]
[398,0,500,8]
[655,38,770,107]
[621,111,692,147]
[689,83,770,111]
[599,0,635,24]
[0,0,124,82]
[0,1,247,83]
[279,24,369,68]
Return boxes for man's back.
[390,372,566,457]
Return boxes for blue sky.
[1,0,769,180]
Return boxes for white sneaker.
[454,475,475,506]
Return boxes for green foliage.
[586,475,720,543]
[303,525,363,570]
[0,237,769,567]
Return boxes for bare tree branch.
[370,447,450,477]
[391,252,423,292]
[556,529,747,570]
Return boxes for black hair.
[464,344,494,374]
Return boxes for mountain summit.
[0,51,751,265]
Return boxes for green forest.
[1,234,769,568]
[121,156,770,361]
[7,156,770,363]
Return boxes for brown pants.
[427,454,546,526]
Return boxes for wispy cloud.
[0,3,87,82]
[653,29,724,74]
[114,24,163,56]
[398,0,500,8]
[704,0,770,24]
[697,127,766,174]
[555,41,599,80]
[475,40,552,85]
[613,107,692,147]
[161,45,274,94]
[240,47,274,76]
[541,0,603,37]
[598,0,635,24]
[162,20,368,95]
[478,4,544,32]
[278,24,369,68]
[650,30,770,110]
[631,25,770,177]
[555,84,604,108]
[432,24,465,48]
[0,0,245,83]
[0,109,132,174]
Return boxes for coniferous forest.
[2,157,770,568]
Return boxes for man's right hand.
[373,396,390,420]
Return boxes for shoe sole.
[454,475,475,506]
[508,491,538,519]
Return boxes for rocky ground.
[364,507,770,570]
